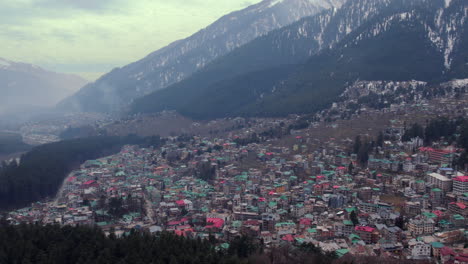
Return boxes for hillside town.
[6,113,468,263]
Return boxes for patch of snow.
[444,34,455,69]
[443,79,468,88]
[268,0,285,8]
[445,0,452,8]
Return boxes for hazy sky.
[0,0,261,80]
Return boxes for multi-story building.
[427,149,454,165]
[453,176,468,195]
[354,226,378,244]
[426,173,452,192]
[411,241,431,260]
[407,218,435,236]
[448,202,468,217]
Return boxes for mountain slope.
[131,0,467,119]
[0,58,87,114]
[130,0,399,117]
[58,0,347,113]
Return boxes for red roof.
[299,218,312,226]
[455,253,468,262]
[440,247,455,256]
[244,220,260,226]
[84,180,96,185]
[355,226,375,233]
[432,210,444,217]
[168,220,181,226]
[282,234,294,242]
[206,218,224,228]
[67,176,77,182]
[176,225,192,230]
[176,200,185,206]
[454,176,468,182]
[174,228,193,237]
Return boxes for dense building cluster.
[6,117,468,263]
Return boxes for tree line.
[0,132,31,156]
[401,117,468,168]
[0,222,425,264]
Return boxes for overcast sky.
[0,0,260,80]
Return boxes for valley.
[0,0,467,263]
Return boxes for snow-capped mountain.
[0,58,88,114]
[59,0,347,113]
[131,0,467,119]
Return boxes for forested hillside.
[0,135,164,210]
[0,225,232,264]
[0,132,31,156]
[131,0,467,119]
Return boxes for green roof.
[335,249,350,258]
[423,212,437,219]
[220,243,230,249]
[275,222,295,227]
[453,214,465,220]
[343,220,353,226]
[295,237,305,244]
[431,242,444,248]
[232,221,242,228]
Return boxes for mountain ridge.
[0,58,88,114]
[58,0,347,113]
[131,0,467,119]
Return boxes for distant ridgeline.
[0,135,165,210]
